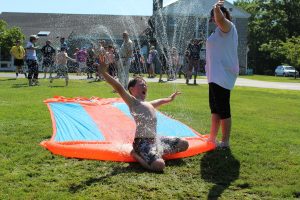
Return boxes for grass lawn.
[240,75,300,83]
[0,78,299,199]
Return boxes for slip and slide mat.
[41,96,215,162]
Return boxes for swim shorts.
[133,137,180,165]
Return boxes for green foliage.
[260,36,300,69]
[234,0,300,74]
[280,37,300,68]
[0,19,25,59]
[0,78,299,199]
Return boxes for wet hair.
[127,76,146,94]
[210,6,232,22]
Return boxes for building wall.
[158,14,249,75]
[154,15,198,53]
[235,18,249,74]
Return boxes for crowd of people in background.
[9,31,206,87]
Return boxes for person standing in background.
[25,35,40,86]
[118,31,133,89]
[186,39,202,85]
[10,40,27,78]
[205,0,239,148]
[41,40,56,79]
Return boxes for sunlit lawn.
[0,78,299,199]
[240,74,300,83]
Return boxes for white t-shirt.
[25,41,37,60]
[205,22,239,90]
[120,39,133,59]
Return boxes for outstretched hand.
[94,59,109,74]
[215,0,224,7]
[100,60,109,73]
[169,91,181,101]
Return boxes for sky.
[0,0,235,15]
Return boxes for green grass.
[0,78,299,199]
[240,75,300,83]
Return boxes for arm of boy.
[99,61,135,107]
[150,91,181,108]
[66,54,76,62]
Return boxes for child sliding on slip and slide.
[96,59,189,172]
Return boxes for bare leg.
[49,65,53,78]
[193,66,197,84]
[151,159,165,172]
[16,66,20,78]
[220,118,231,147]
[208,113,221,144]
[65,76,69,86]
[43,67,47,78]
[158,67,163,82]
[163,139,189,155]
[131,151,165,172]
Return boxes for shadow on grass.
[165,158,186,167]
[200,148,240,200]
[0,78,16,81]
[69,163,148,193]
[11,83,28,88]
[48,85,66,88]
[186,83,199,86]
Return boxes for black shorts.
[209,82,231,119]
[188,59,199,71]
[43,58,54,67]
[26,60,39,74]
[14,59,24,66]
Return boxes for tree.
[234,0,300,74]
[0,19,25,61]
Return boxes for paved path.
[1,73,300,91]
